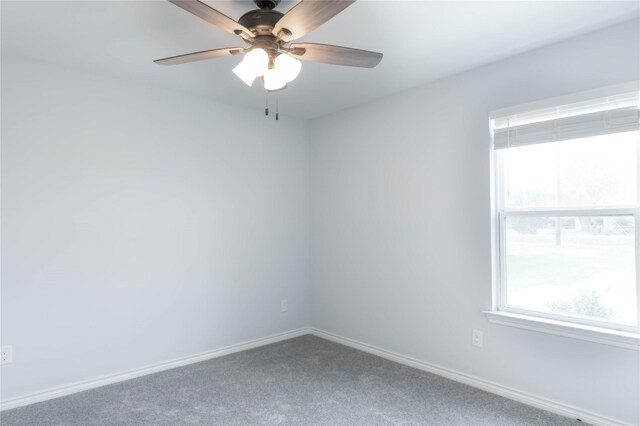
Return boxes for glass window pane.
[503,131,637,208]
[505,215,637,326]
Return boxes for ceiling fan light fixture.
[243,48,269,77]
[158,0,382,116]
[264,67,287,91]
[232,61,256,86]
[274,54,302,83]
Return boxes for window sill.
[483,311,640,351]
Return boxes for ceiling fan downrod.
[254,0,280,10]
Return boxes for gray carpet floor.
[2,335,584,425]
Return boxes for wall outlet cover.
[1,345,13,365]
[472,330,483,348]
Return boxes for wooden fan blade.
[154,47,243,65]
[272,0,356,42]
[169,0,252,38]
[289,43,383,68]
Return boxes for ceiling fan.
[155,0,383,92]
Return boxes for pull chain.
[263,92,280,121]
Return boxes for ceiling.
[2,1,638,119]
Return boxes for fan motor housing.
[239,9,284,36]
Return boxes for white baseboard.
[2,326,633,426]
[310,328,633,426]
[0,327,310,412]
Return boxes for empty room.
[1,0,639,425]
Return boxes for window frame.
[494,149,640,332]
[489,84,640,336]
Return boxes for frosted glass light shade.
[243,48,269,77]
[232,61,256,87]
[274,54,302,83]
[263,68,286,91]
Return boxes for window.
[490,84,640,334]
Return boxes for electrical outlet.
[281,299,288,312]
[472,330,483,348]
[1,345,13,365]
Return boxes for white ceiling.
[2,1,638,119]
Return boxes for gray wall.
[1,56,310,400]
[310,19,640,425]
[2,18,639,425]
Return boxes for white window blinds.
[491,86,640,150]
